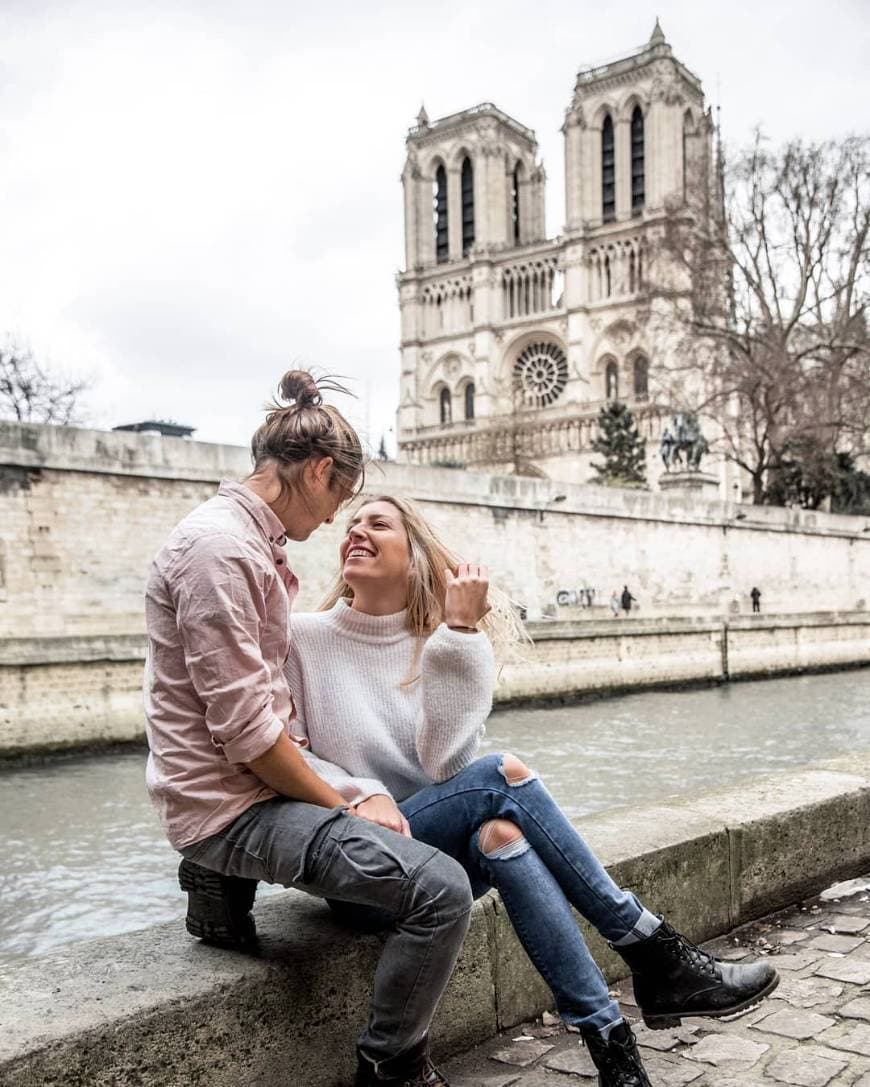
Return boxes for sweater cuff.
[431,623,494,658]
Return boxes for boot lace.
[590,1031,650,1086]
[661,921,718,977]
[404,1057,448,1087]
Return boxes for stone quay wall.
[3,613,869,757]
[1,420,869,755]
[3,752,870,1087]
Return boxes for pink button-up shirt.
[144,480,299,849]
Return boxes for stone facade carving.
[396,23,725,493]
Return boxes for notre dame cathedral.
[395,22,729,493]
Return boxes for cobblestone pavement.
[443,876,870,1087]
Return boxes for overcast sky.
[1,0,868,454]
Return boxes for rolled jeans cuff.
[561,999,624,1037]
[610,906,662,947]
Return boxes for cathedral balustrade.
[400,403,665,467]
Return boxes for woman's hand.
[352,794,412,837]
[444,563,490,630]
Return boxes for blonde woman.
[147,376,475,1087]
[286,496,780,1087]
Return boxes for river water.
[3,669,870,967]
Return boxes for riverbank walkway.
[443,875,870,1087]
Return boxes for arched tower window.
[633,356,649,400]
[631,106,645,214]
[464,382,475,420]
[434,165,448,263]
[605,360,619,401]
[461,157,475,256]
[511,162,522,245]
[439,387,452,425]
[602,115,615,223]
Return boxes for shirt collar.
[218,480,287,547]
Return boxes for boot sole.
[642,971,780,1030]
[178,859,258,950]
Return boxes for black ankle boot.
[617,919,779,1029]
[355,1037,449,1086]
[583,1021,651,1087]
[178,858,258,950]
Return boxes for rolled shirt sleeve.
[169,534,287,765]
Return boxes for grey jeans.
[180,797,473,1062]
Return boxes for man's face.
[283,458,351,541]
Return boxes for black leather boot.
[617,919,779,1029]
[583,1021,651,1087]
[178,858,258,949]
[355,1037,449,1086]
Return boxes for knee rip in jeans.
[498,752,536,787]
[478,818,529,861]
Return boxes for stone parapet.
[3,753,870,1086]
[2,616,869,756]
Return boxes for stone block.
[578,801,732,947]
[817,1022,870,1056]
[775,975,843,1008]
[806,933,864,953]
[543,1044,598,1075]
[819,913,870,934]
[840,996,870,1021]
[682,768,870,922]
[0,891,497,1087]
[681,1033,769,1067]
[814,956,870,985]
[489,1039,553,1067]
[751,1007,836,1040]
[766,1046,849,1086]
[484,894,553,1030]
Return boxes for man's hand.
[353,794,411,837]
[444,562,490,630]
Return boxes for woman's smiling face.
[340,500,412,592]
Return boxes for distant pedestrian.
[610,590,620,618]
[621,585,637,615]
[750,586,762,614]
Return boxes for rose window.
[513,342,569,407]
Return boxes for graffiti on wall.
[556,586,598,608]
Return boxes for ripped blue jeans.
[399,753,660,1035]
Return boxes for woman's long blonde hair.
[320,494,528,660]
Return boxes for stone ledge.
[3,752,870,1087]
[0,634,148,667]
[2,419,868,538]
[2,621,869,758]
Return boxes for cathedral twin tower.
[396,22,717,486]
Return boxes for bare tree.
[0,342,90,426]
[655,133,870,503]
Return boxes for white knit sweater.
[285,599,495,804]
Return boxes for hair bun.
[278,369,322,409]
